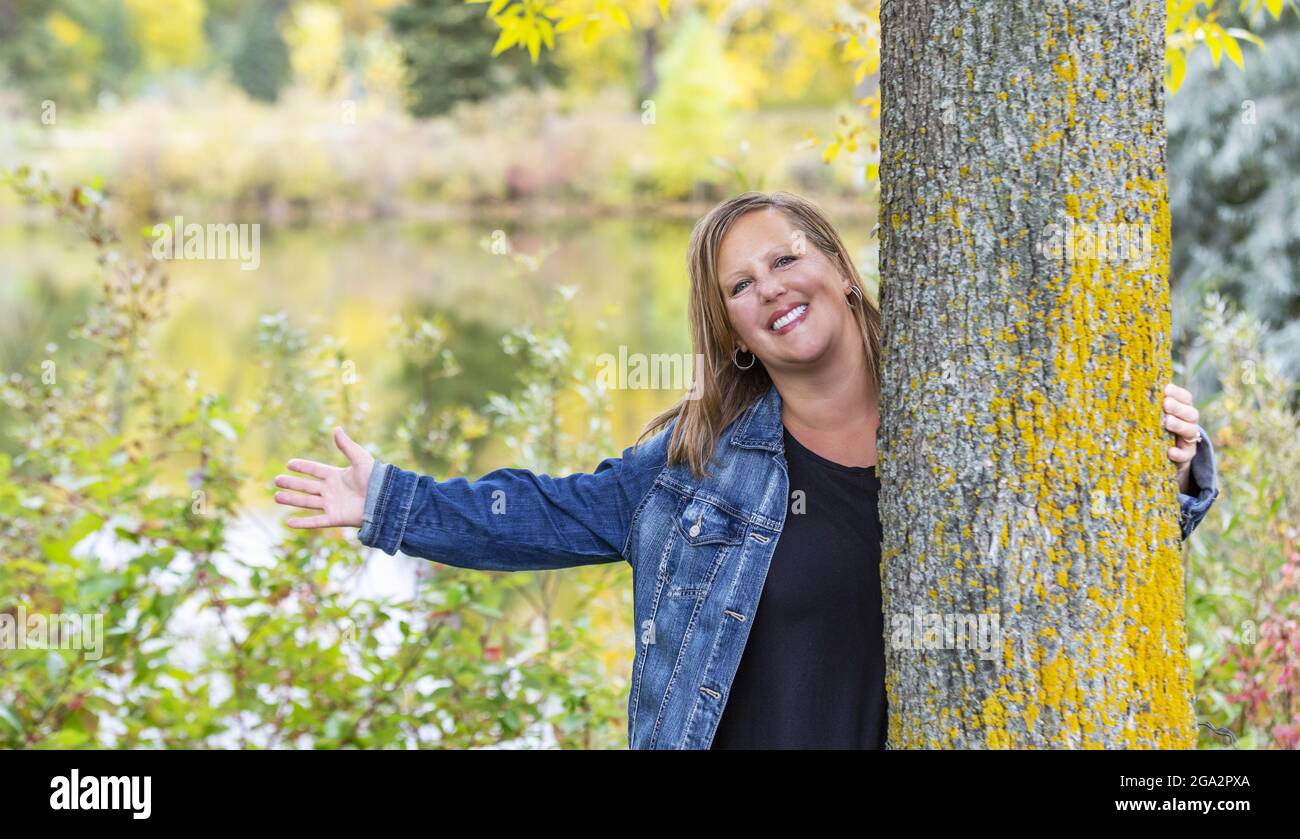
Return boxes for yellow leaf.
[1266,0,1283,18]
[527,27,540,62]
[1167,48,1186,93]
[491,26,519,56]
[555,15,582,33]
[823,141,841,163]
[1222,31,1244,68]
[611,6,632,29]
[582,19,600,45]
[488,0,510,15]
[658,0,671,18]
[866,162,879,181]
[1205,24,1223,66]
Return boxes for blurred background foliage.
[0,0,1297,747]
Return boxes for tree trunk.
[877,0,1196,747]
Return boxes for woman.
[272,191,1220,749]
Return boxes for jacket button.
[689,523,701,537]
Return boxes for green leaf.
[79,573,127,600]
[0,705,21,733]
[47,651,68,683]
[41,513,105,564]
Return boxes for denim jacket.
[357,383,1219,749]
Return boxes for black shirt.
[710,424,887,749]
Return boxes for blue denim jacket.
[357,383,1219,749]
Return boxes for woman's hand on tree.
[274,427,374,529]
[1162,382,1201,495]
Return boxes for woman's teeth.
[771,304,808,331]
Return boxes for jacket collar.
[729,381,784,452]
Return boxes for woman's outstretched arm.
[274,425,672,572]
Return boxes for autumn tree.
[875,0,1201,748]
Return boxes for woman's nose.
[754,274,787,302]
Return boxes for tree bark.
[877,0,1195,747]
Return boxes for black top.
[710,424,887,749]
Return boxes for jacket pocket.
[659,490,747,599]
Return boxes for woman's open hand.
[274,427,374,529]
[1162,382,1201,494]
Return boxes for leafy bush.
[0,168,631,748]
[1186,292,1300,749]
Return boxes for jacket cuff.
[1177,424,1219,540]
[357,461,420,555]
[357,460,389,547]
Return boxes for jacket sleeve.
[1178,423,1219,542]
[356,425,673,571]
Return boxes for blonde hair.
[636,191,883,478]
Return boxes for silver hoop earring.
[733,346,756,370]
[845,285,863,307]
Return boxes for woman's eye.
[731,279,750,295]
[776,255,797,268]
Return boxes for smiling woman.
[273,190,1219,749]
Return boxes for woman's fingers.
[1163,396,1199,424]
[1161,385,1200,465]
[1163,414,1201,443]
[286,514,332,529]
[275,491,325,510]
[1164,382,1198,417]
[274,474,321,495]
[287,458,330,479]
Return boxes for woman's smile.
[768,302,809,335]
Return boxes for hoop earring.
[845,285,863,307]
[733,346,756,370]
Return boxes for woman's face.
[716,207,852,373]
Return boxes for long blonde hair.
[636,191,884,478]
